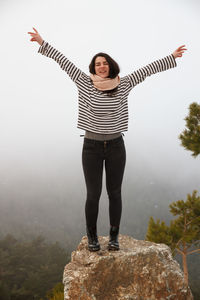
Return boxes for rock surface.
[63,235,193,300]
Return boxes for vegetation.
[45,282,64,300]
[179,102,200,157]
[146,190,200,286]
[0,235,70,300]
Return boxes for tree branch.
[176,247,184,255]
[173,237,183,252]
[187,248,200,255]
[186,216,200,226]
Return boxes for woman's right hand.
[28,27,44,46]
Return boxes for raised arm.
[125,45,187,88]
[28,27,86,83]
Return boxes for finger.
[28,32,38,37]
[176,49,187,55]
[179,50,187,54]
[178,45,187,50]
[33,27,38,33]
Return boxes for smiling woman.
[94,56,110,78]
[89,52,120,79]
[89,52,120,93]
[28,27,186,252]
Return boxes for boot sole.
[88,246,100,252]
[108,245,119,251]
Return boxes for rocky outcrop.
[63,235,193,300]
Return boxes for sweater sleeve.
[38,40,87,83]
[125,54,177,89]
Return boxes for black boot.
[108,226,120,251]
[86,226,100,252]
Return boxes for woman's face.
[94,56,110,78]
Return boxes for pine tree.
[179,102,200,157]
[146,190,200,285]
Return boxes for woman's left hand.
[172,45,187,59]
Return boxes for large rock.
[63,235,193,300]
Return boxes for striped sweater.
[38,41,177,134]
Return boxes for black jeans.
[82,136,126,229]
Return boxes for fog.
[0,0,200,249]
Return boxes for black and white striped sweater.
[38,41,177,134]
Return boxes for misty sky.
[0,0,200,199]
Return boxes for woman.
[28,27,186,252]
